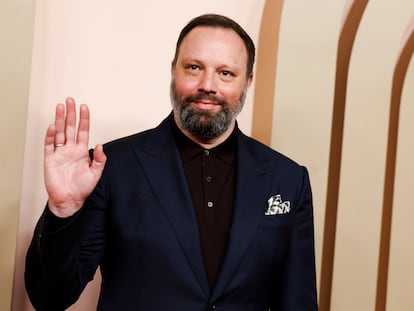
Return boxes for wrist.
[47,201,83,218]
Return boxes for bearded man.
[25,14,318,311]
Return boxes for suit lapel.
[133,118,210,298]
[211,134,270,301]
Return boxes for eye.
[220,70,234,79]
[187,64,200,71]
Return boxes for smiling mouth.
[193,100,219,110]
[183,93,225,111]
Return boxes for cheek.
[220,85,244,102]
[173,73,199,93]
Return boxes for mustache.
[183,93,227,106]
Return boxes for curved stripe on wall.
[319,1,368,310]
[376,16,414,311]
[251,0,284,145]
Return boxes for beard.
[170,80,247,140]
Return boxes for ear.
[246,73,254,89]
[171,60,176,75]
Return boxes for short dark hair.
[172,14,256,79]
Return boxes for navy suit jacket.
[25,114,318,311]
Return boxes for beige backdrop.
[2,0,414,310]
[0,0,35,310]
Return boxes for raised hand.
[44,98,107,218]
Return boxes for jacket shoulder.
[238,132,304,170]
[101,115,172,156]
[103,129,153,153]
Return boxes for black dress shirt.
[170,115,237,289]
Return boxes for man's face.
[171,26,253,140]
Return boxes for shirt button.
[207,201,214,208]
[204,150,210,156]
[206,176,212,182]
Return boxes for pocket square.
[265,194,291,215]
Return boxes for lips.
[183,93,225,112]
[193,100,219,110]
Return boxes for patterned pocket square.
[265,194,291,215]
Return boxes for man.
[25,14,318,310]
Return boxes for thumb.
[91,144,107,174]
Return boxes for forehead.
[177,26,248,66]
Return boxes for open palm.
[44,98,106,218]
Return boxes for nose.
[198,71,217,94]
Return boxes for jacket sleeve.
[270,167,318,311]
[24,179,107,311]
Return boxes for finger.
[76,104,90,146]
[54,103,66,146]
[44,124,57,156]
[65,97,77,144]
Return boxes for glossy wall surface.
[4,1,414,310]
